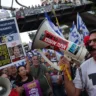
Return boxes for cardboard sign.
[23,80,42,96]
[0,18,25,69]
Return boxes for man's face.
[32,56,39,66]
[10,66,17,75]
[88,33,96,60]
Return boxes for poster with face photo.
[8,44,25,62]
[0,18,26,69]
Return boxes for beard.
[86,44,96,52]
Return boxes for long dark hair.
[16,65,33,83]
[16,65,26,82]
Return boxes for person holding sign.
[26,55,53,96]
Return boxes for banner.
[0,18,26,69]
[23,80,42,96]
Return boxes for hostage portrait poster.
[0,18,26,69]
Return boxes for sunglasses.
[88,38,96,44]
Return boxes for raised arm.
[25,56,31,73]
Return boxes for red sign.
[40,30,69,50]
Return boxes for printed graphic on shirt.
[88,73,96,85]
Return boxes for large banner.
[23,80,42,96]
[0,18,26,69]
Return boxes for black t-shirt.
[15,75,33,86]
[10,75,17,81]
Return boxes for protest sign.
[0,18,25,69]
[23,80,42,96]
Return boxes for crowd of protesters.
[0,50,68,96]
[1,29,96,96]
[0,48,82,96]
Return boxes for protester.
[8,65,17,87]
[0,70,19,96]
[44,52,52,71]
[14,65,33,96]
[50,68,66,96]
[26,55,53,96]
[58,29,96,96]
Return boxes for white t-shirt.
[73,57,96,96]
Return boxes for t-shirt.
[10,75,17,88]
[15,75,33,87]
[30,64,50,93]
[73,57,96,96]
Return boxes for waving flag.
[69,21,81,44]
[77,13,89,38]
[44,12,64,38]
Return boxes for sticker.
[68,43,80,55]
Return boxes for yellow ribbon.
[60,64,72,81]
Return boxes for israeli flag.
[44,12,64,38]
[69,21,81,44]
[77,13,89,38]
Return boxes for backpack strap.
[78,67,84,90]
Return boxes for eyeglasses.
[88,38,96,44]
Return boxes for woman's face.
[13,47,20,58]
[18,66,27,77]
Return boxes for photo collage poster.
[0,18,26,69]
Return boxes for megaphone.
[0,77,11,96]
[32,19,87,62]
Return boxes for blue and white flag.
[44,12,64,38]
[69,21,81,44]
[77,13,89,38]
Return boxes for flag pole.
[51,6,60,27]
